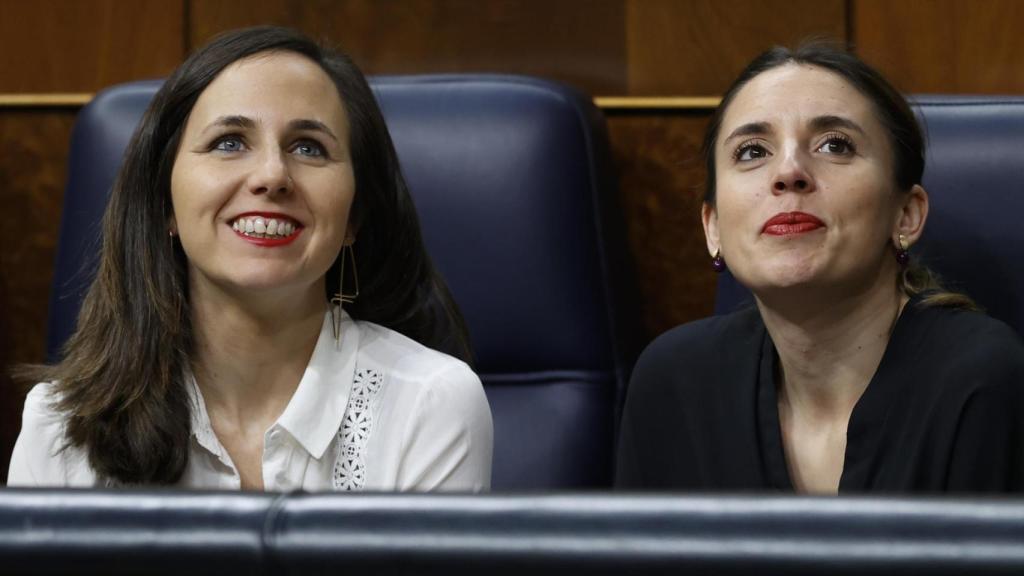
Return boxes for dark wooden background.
[2,0,1023,482]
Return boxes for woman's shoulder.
[348,320,488,428]
[900,305,1024,410]
[7,382,94,487]
[351,319,479,386]
[911,304,1024,372]
[350,320,492,491]
[18,382,64,432]
[638,306,764,372]
[627,306,764,405]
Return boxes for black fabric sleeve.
[945,377,1024,492]
[614,336,669,490]
[615,390,644,488]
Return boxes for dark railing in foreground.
[2,489,1023,575]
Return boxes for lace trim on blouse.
[333,368,384,490]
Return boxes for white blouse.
[7,310,493,492]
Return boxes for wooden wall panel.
[854,0,1024,93]
[607,112,716,338]
[625,0,847,95]
[0,110,75,481]
[188,0,628,94]
[0,0,184,92]
[0,111,74,365]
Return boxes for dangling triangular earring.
[330,243,359,345]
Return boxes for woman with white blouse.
[8,27,492,491]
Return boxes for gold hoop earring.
[330,244,359,343]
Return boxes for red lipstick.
[762,212,825,236]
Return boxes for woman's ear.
[702,201,720,257]
[168,216,178,237]
[895,184,929,247]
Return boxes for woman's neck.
[757,277,908,417]
[189,280,327,426]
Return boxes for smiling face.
[170,50,355,304]
[703,63,919,300]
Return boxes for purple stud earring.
[712,249,726,273]
[894,234,909,267]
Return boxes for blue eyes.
[209,135,327,158]
[213,136,245,152]
[292,141,325,157]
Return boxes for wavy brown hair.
[702,40,976,310]
[20,26,472,484]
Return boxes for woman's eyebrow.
[724,121,772,144]
[196,116,339,144]
[201,115,256,135]
[288,119,339,143]
[810,115,866,136]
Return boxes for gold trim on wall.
[594,96,721,110]
[0,94,722,111]
[0,93,94,107]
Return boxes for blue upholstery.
[47,75,639,489]
[714,96,1024,337]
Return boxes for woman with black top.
[616,42,1024,493]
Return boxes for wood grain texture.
[854,0,1024,93]
[0,110,75,480]
[607,112,717,339]
[188,0,628,94]
[0,111,73,366]
[0,0,184,92]
[625,0,847,95]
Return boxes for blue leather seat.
[715,95,1024,337]
[47,75,639,490]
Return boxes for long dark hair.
[23,26,472,484]
[702,40,975,309]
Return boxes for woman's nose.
[249,149,292,196]
[772,149,815,194]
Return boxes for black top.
[616,299,1024,493]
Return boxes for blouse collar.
[275,308,358,459]
[187,308,359,461]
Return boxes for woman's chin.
[738,261,823,293]
[198,271,314,300]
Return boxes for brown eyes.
[731,133,857,163]
[734,142,769,162]
[815,131,857,156]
